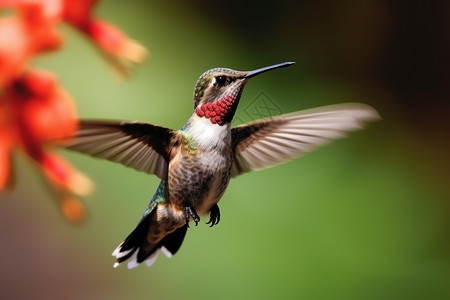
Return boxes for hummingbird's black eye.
[215,76,227,86]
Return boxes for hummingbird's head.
[193,62,295,125]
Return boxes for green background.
[1,1,450,299]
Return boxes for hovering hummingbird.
[66,62,379,268]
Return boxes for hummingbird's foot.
[206,204,221,227]
[185,206,200,227]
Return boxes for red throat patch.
[195,94,236,125]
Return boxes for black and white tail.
[112,211,188,268]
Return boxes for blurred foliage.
[1,0,449,299]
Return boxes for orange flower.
[1,0,147,78]
[0,70,93,222]
[0,0,147,221]
[63,0,148,77]
[0,6,62,86]
[0,125,13,190]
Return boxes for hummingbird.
[66,62,379,268]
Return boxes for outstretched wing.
[65,121,178,180]
[230,103,380,177]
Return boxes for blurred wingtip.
[347,103,382,122]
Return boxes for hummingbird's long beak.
[244,62,295,79]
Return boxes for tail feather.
[141,225,188,267]
[159,224,188,255]
[112,211,152,266]
[112,211,188,269]
[144,249,161,267]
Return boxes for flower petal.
[86,20,148,78]
[0,132,12,190]
[38,152,94,196]
[60,195,86,223]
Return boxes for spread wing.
[230,103,380,177]
[65,121,178,180]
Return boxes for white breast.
[188,115,231,151]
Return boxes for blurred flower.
[0,70,93,222]
[0,0,147,79]
[0,15,62,86]
[0,0,146,221]
[63,0,148,77]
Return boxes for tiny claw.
[206,204,221,227]
[185,206,200,227]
